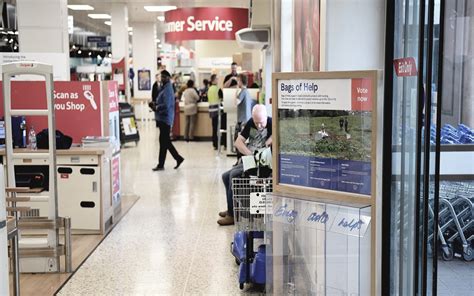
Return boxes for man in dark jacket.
[151,73,160,101]
[152,70,184,171]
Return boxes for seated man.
[218,104,272,226]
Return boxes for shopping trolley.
[231,177,272,290]
[428,181,474,261]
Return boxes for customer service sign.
[164,8,248,42]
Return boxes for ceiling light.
[68,5,94,10]
[14,31,18,35]
[144,6,176,12]
[88,14,111,20]
[104,21,112,26]
[78,50,82,54]
[108,53,112,58]
[155,39,160,43]
[8,39,13,43]
[3,38,8,42]
[158,44,162,48]
[72,45,76,49]
[157,16,165,22]
[129,32,133,36]
[128,27,133,31]
[13,45,17,50]
[88,52,92,56]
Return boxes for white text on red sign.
[166,16,233,33]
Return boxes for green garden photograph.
[278,109,372,162]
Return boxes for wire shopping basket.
[232,177,272,231]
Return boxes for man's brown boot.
[217,215,234,226]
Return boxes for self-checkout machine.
[56,80,121,234]
[2,62,72,274]
[267,71,381,295]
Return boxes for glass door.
[384,0,474,295]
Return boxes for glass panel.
[390,0,422,294]
[266,194,371,295]
[436,0,474,294]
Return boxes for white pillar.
[111,3,130,100]
[16,0,70,79]
[131,22,157,99]
[325,0,385,70]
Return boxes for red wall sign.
[351,78,373,111]
[393,57,418,77]
[0,81,102,143]
[165,8,249,42]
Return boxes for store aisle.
[58,123,247,295]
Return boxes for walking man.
[152,70,184,171]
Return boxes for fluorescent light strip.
[104,21,112,26]
[157,16,165,22]
[88,14,111,19]
[144,6,176,12]
[67,5,94,10]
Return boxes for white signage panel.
[0,53,69,80]
[278,79,352,110]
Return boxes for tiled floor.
[58,122,249,295]
[438,259,474,296]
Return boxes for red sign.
[393,57,418,77]
[111,155,120,203]
[351,78,373,111]
[0,81,102,143]
[107,81,119,112]
[111,58,126,92]
[165,8,249,42]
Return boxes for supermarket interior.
[0,0,473,295]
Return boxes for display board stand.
[271,71,379,295]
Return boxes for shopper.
[223,62,239,88]
[218,104,272,226]
[152,70,184,171]
[208,74,220,150]
[199,79,209,102]
[183,80,200,141]
[151,73,161,101]
[236,74,255,130]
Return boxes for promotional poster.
[137,69,151,91]
[277,77,373,195]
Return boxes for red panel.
[393,57,418,77]
[107,81,119,112]
[351,78,373,111]
[0,81,102,143]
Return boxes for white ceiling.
[68,0,250,36]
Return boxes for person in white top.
[182,79,200,141]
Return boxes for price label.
[250,192,272,215]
